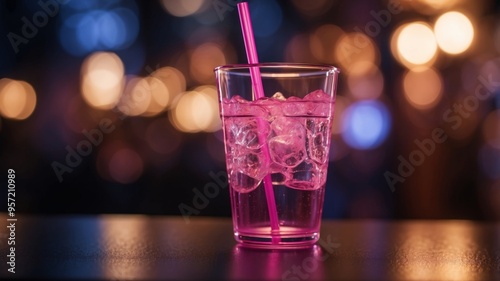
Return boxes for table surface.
[0,214,499,280]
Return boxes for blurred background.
[0,0,499,220]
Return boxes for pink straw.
[237,2,280,242]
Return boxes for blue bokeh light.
[342,100,391,150]
[58,1,139,57]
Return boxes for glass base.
[235,232,320,249]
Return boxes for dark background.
[0,0,499,220]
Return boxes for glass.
[215,63,339,249]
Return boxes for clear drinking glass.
[215,63,339,249]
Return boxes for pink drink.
[221,90,334,248]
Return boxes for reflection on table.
[0,215,498,280]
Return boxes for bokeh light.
[434,11,474,55]
[189,43,226,84]
[0,78,37,120]
[193,85,221,132]
[393,22,438,68]
[160,0,206,17]
[411,0,461,15]
[59,5,139,56]
[341,100,391,150]
[347,63,384,100]
[403,67,443,109]
[2,0,498,222]
[81,52,125,110]
[169,87,220,133]
[150,67,186,109]
[310,24,345,64]
[117,76,151,116]
[335,32,379,75]
[142,76,170,117]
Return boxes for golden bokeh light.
[434,11,474,55]
[117,76,152,117]
[482,110,500,149]
[150,66,186,109]
[193,85,221,132]
[403,67,443,109]
[189,43,226,84]
[142,76,169,117]
[334,32,379,75]
[411,0,461,15]
[81,52,124,110]
[169,88,220,133]
[310,24,345,64]
[170,91,198,133]
[160,0,206,17]
[0,78,37,120]
[347,63,384,100]
[393,22,438,68]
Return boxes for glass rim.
[214,63,340,78]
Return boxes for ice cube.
[305,119,330,164]
[283,96,302,116]
[272,92,286,101]
[301,90,333,116]
[269,135,305,168]
[233,95,250,103]
[269,162,285,173]
[234,151,267,180]
[223,95,271,117]
[309,133,327,164]
[303,89,329,101]
[230,170,261,193]
[271,117,305,138]
[234,119,269,150]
